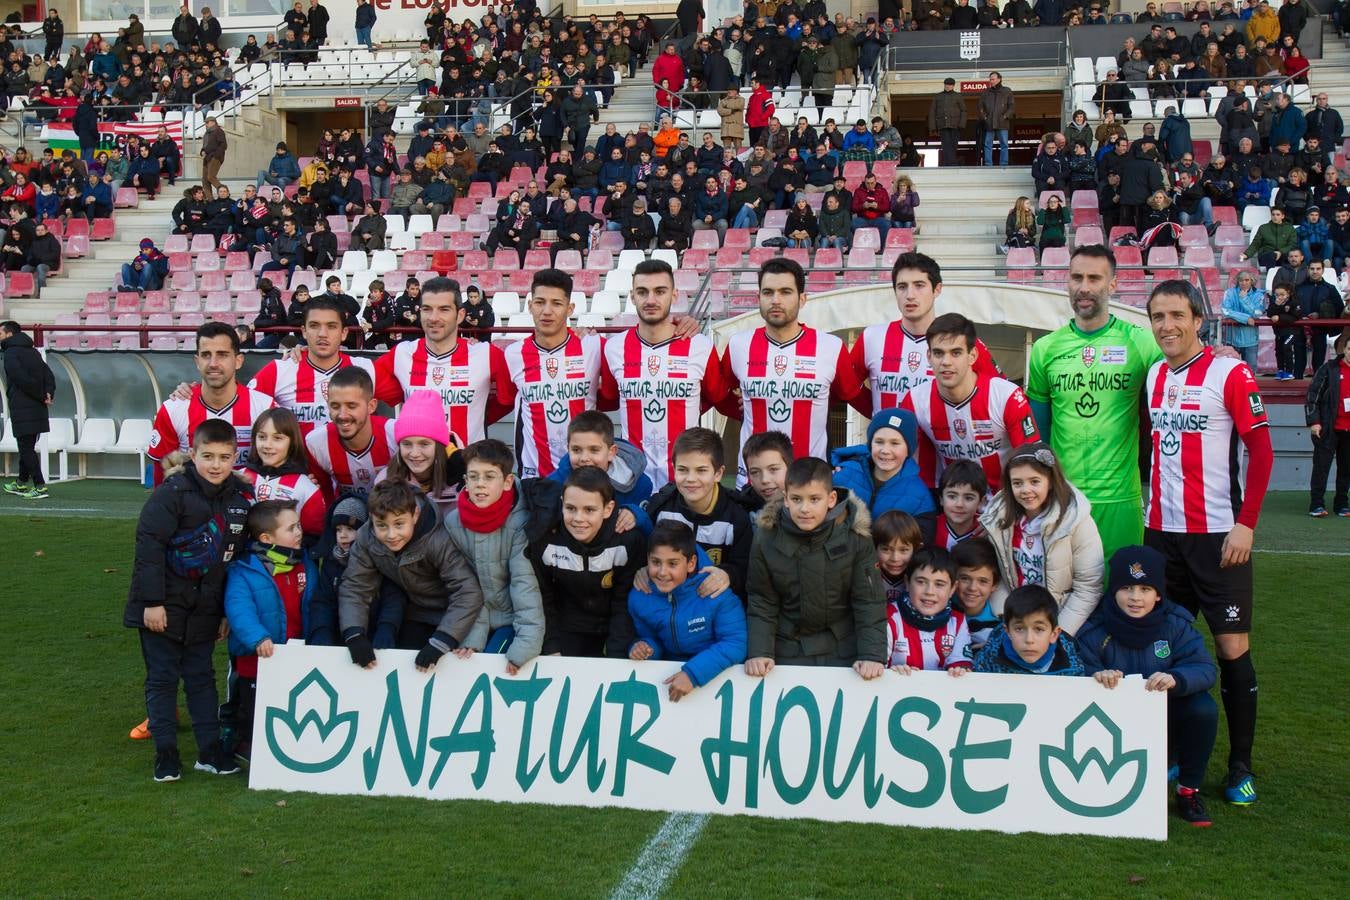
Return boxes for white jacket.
[979,484,1104,635]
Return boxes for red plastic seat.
[715,247,743,268]
[680,248,710,271]
[91,218,115,240]
[691,229,721,250]
[6,271,35,297]
[142,291,171,314]
[419,232,446,250]
[64,234,90,258]
[168,252,192,272]
[885,228,916,250]
[65,218,90,239]
[114,292,142,314]
[461,250,488,271]
[223,251,251,271]
[431,250,457,274]
[723,229,752,251]
[229,271,256,292]
[114,187,140,208]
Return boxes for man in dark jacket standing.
[355,0,377,49]
[1,321,56,499]
[74,96,99,162]
[979,71,1015,167]
[561,84,599,154]
[42,9,64,61]
[676,0,705,45]
[172,5,200,48]
[1304,329,1350,517]
[928,77,967,166]
[1120,142,1164,233]
[307,0,331,47]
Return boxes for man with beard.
[304,365,397,501]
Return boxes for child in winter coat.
[972,584,1086,676]
[338,479,485,670]
[745,457,888,678]
[734,430,792,519]
[307,495,384,647]
[979,442,1104,635]
[952,538,1002,651]
[526,466,645,658]
[252,277,288,349]
[221,500,316,761]
[122,418,253,782]
[443,439,546,674]
[886,548,973,675]
[547,410,653,508]
[1076,546,1219,826]
[373,389,462,521]
[628,521,748,702]
[831,408,936,540]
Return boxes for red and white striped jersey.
[373,338,515,445]
[504,332,615,478]
[850,322,1001,415]
[148,384,275,469]
[886,603,973,670]
[1010,514,1047,587]
[1145,348,1269,533]
[720,326,865,484]
[304,415,398,498]
[605,330,728,488]
[248,351,376,437]
[901,376,1039,491]
[934,515,985,551]
[239,469,328,535]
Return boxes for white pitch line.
[0,506,105,514]
[1254,548,1350,557]
[610,812,710,900]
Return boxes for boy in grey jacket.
[443,440,546,674]
[339,480,484,671]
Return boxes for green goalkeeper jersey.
[1026,316,1164,504]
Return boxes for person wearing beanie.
[257,140,301,191]
[1075,545,1219,826]
[119,237,169,292]
[830,407,936,538]
[306,495,395,648]
[374,389,462,521]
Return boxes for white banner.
[250,644,1167,839]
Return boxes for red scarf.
[459,486,514,534]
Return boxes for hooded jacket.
[1075,600,1217,695]
[442,495,547,667]
[338,492,485,640]
[639,483,755,601]
[747,489,887,664]
[1,331,54,436]
[545,437,654,507]
[628,568,748,686]
[979,484,1103,635]
[972,624,1086,676]
[223,549,318,657]
[830,443,936,528]
[123,463,254,644]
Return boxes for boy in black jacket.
[306,494,401,647]
[122,418,253,783]
[527,466,644,657]
[639,427,752,600]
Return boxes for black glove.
[345,631,375,667]
[414,631,457,670]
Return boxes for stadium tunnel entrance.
[886,76,1065,167]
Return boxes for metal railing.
[1065,71,1308,128]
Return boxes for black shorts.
[1144,529,1253,635]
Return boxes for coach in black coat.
[1,323,54,441]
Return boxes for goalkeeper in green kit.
[1025,245,1163,560]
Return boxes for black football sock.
[1219,651,1257,770]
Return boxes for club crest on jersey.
[939,633,955,654]
[545,357,560,378]
[1167,384,1179,407]
[600,570,614,589]
[432,366,445,387]
[297,572,307,590]
[356,468,373,486]
[256,482,272,500]
[646,354,661,376]
[954,418,968,439]
[773,354,788,376]
[1081,346,1096,368]
[907,351,922,372]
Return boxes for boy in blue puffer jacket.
[831,408,936,541]
[628,521,747,702]
[1076,545,1219,827]
[221,500,317,762]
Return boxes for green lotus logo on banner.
[265,669,359,774]
[1039,704,1147,818]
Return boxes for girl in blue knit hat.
[830,407,937,543]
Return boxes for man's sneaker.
[129,718,152,740]
[20,484,48,500]
[1337,509,1350,518]
[2,479,32,496]
[153,748,182,783]
[1275,371,1294,381]
[1224,764,1257,805]
[1310,507,1329,518]
[1176,786,1212,826]
[194,743,242,776]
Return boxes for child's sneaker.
[1275,371,1294,381]
[129,717,152,740]
[20,484,48,500]
[153,748,182,783]
[194,743,242,776]
[1176,786,1212,826]
[2,479,32,496]
[1337,508,1350,518]
[1224,763,1257,805]
[1310,507,1329,518]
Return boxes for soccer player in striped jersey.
[1143,279,1272,806]
[304,366,397,501]
[849,251,1001,416]
[148,322,275,482]
[886,548,973,674]
[504,268,618,478]
[719,258,868,485]
[900,313,1039,492]
[372,277,514,446]
[248,298,376,438]
[604,259,728,488]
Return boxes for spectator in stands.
[388,170,422,223]
[1242,205,1296,267]
[484,198,539,267]
[927,78,967,167]
[653,41,686,117]
[768,149,805,209]
[1031,139,1067,195]
[979,72,1015,168]
[746,79,775,147]
[1305,329,1350,516]
[258,218,302,284]
[728,173,767,230]
[1004,196,1038,251]
[354,0,376,49]
[657,195,693,251]
[150,127,180,186]
[411,170,453,220]
[1236,164,1271,212]
[1157,106,1193,164]
[303,216,336,271]
[20,222,61,291]
[1119,144,1164,235]
[82,172,113,220]
[171,185,206,233]
[1276,167,1312,224]
[1298,205,1332,263]
[549,196,596,263]
[1065,109,1093,154]
[779,196,815,249]
[1274,247,1310,291]
[621,196,656,249]
[1096,69,1132,122]
[1220,270,1266,371]
[118,237,168,292]
[328,167,362,217]
[1298,262,1345,375]
[124,144,161,200]
[1036,194,1069,250]
[1172,171,1215,231]
[841,118,876,158]
[570,147,603,201]
[718,86,746,151]
[1269,92,1307,152]
[1306,93,1344,150]
[851,171,891,242]
[365,131,399,201]
[562,83,599,152]
[890,175,920,231]
[1139,189,1180,249]
[349,200,387,252]
[693,174,730,243]
[256,142,300,191]
[1,173,35,215]
[812,192,850,250]
[201,116,226,194]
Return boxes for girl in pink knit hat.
[375,390,464,521]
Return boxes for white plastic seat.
[348,271,377,298]
[492,292,522,317]
[1241,205,1271,231]
[69,418,117,476]
[383,214,406,234]
[339,251,368,273]
[406,214,434,236]
[616,249,646,272]
[575,312,607,328]
[46,418,74,481]
[651,249,679,269]
[507,312,534,328]
[387,232,415,252]
[589,291,621,317]
[369,250,398,274]
[603,269,632,294]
